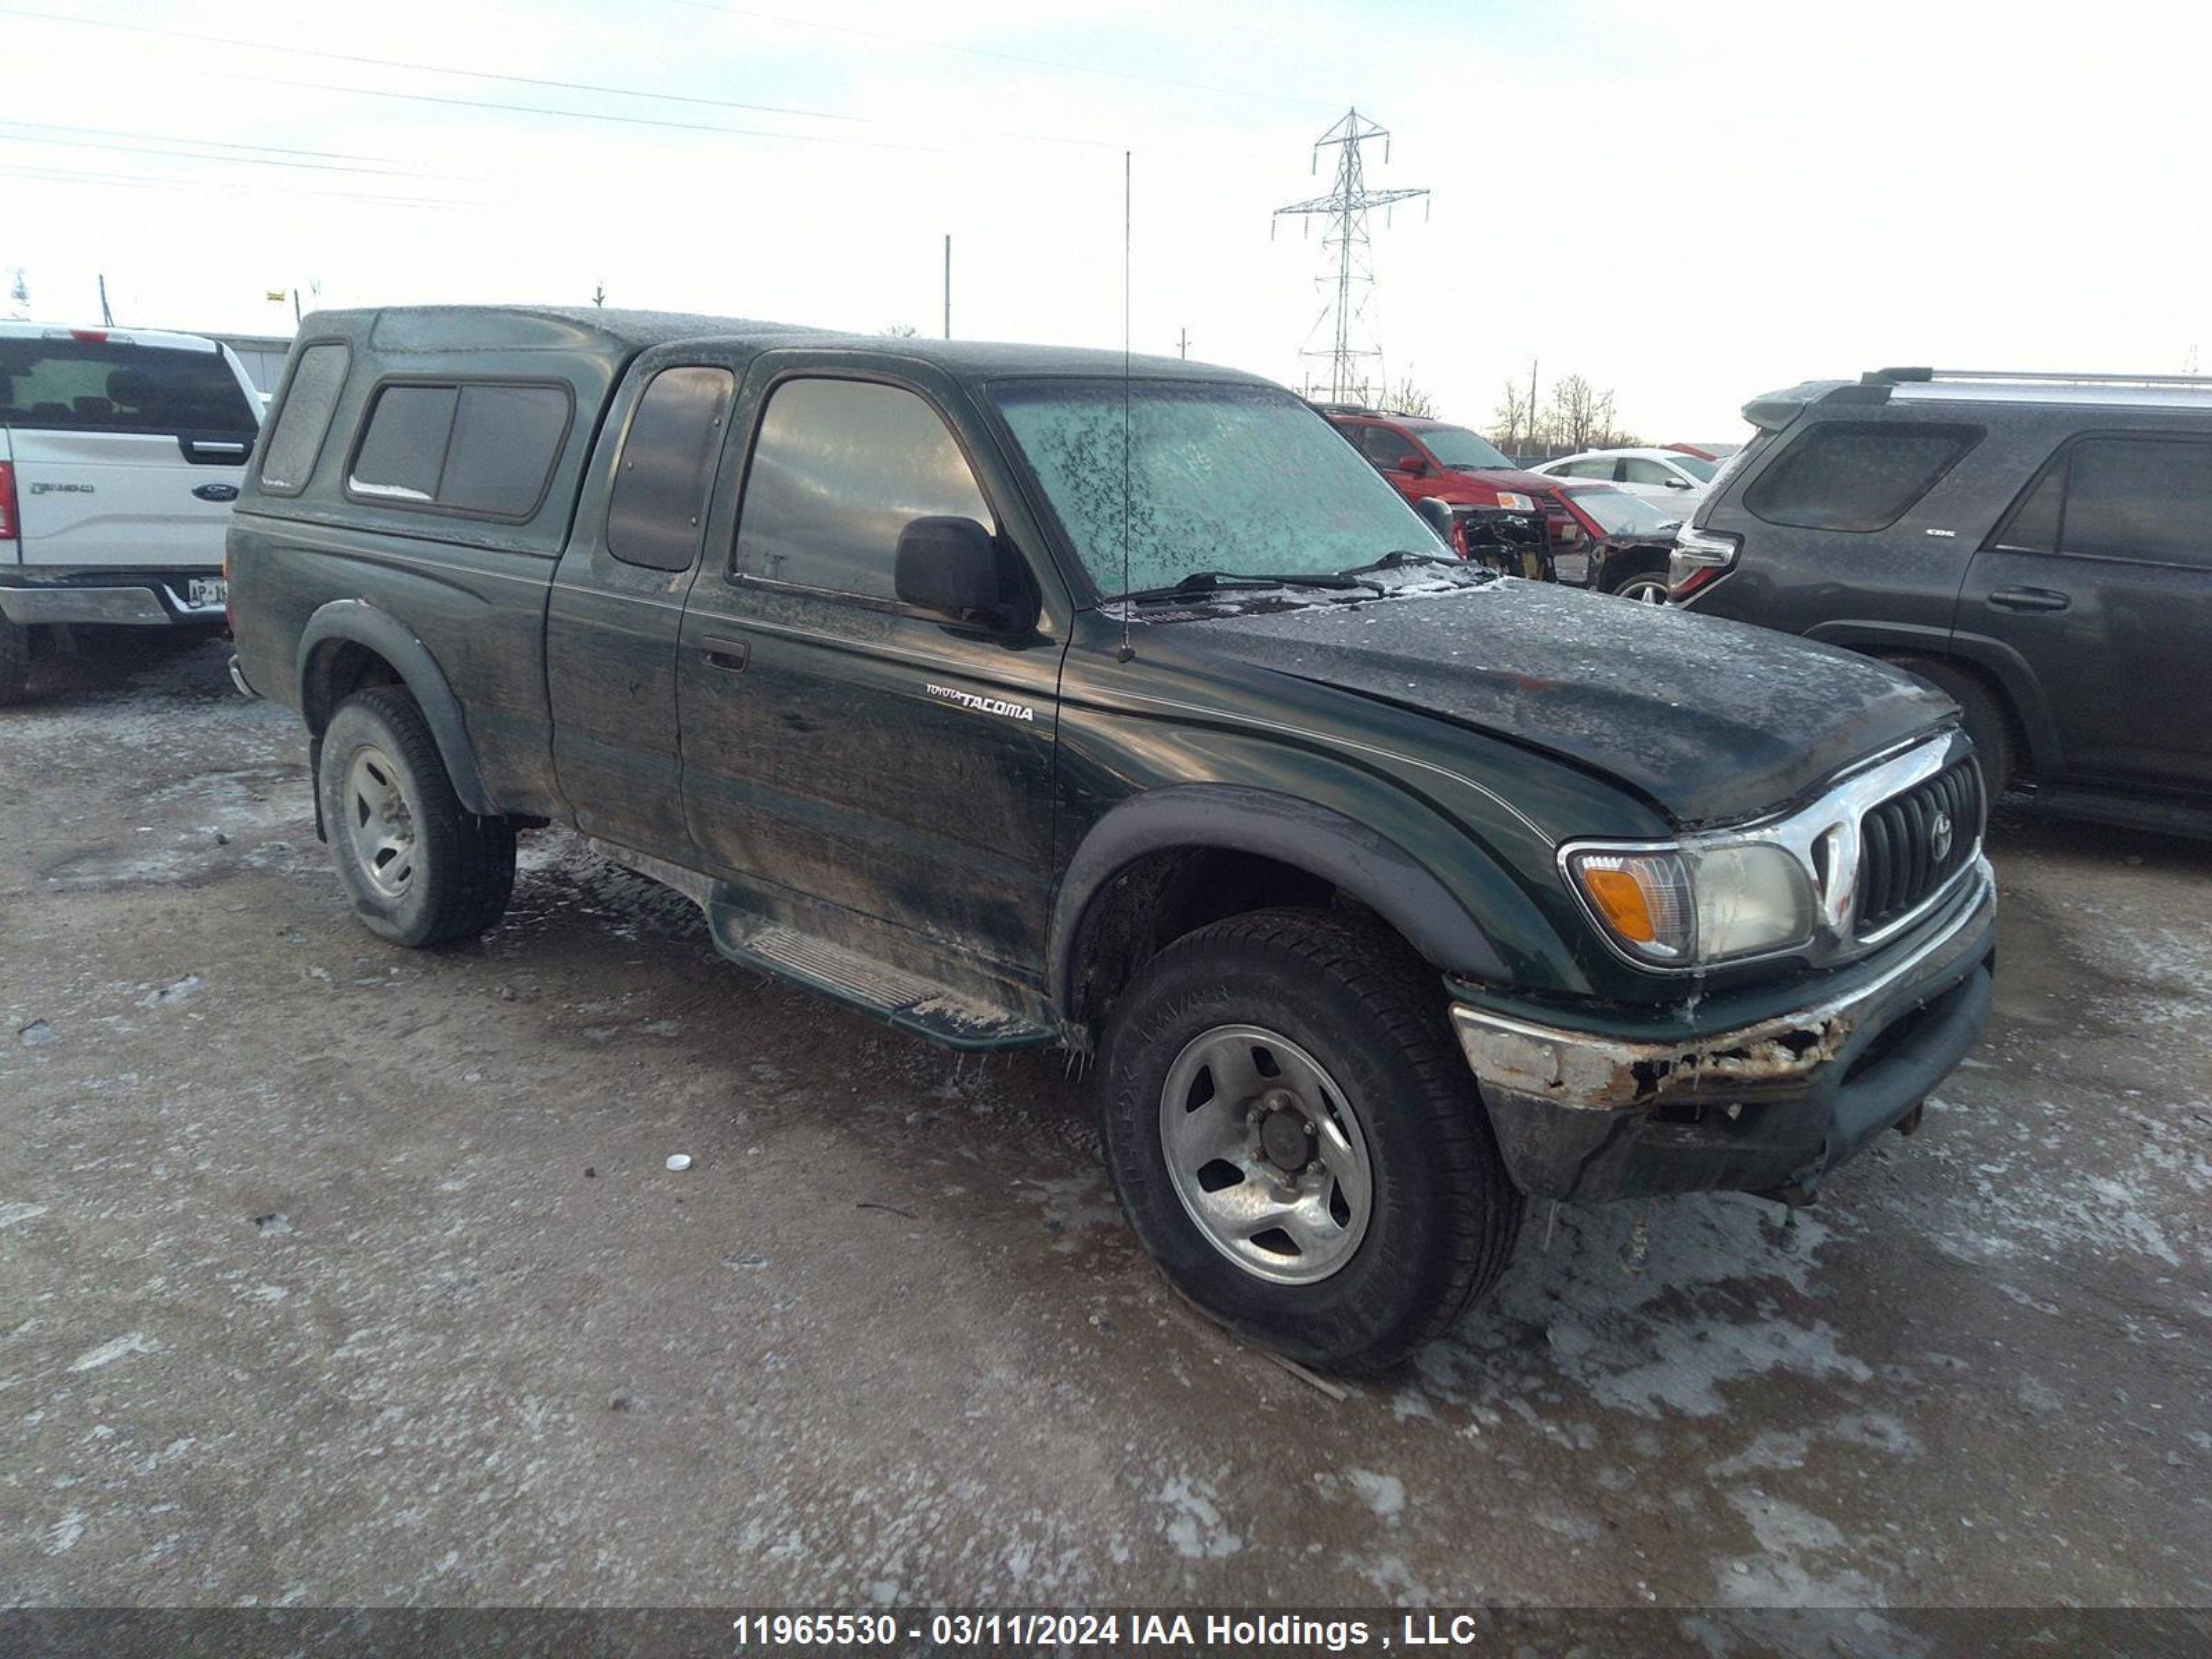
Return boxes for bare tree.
[1384,375,1438,418]
[1490,377,1530,456]
[880,323,919,337]
[1547,373,1601,453]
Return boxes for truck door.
[545,364,736,858]
[1958,433,2212,792]
[0,332,259,576]
[675,371,1062,974]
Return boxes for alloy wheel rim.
[1158,1024,1374,1284]
[344,744,418,899]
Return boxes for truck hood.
[1429,466,1566,501]
[1172,579,1954,827]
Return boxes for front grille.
[1855,758,1983,936]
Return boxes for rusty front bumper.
[1452,860,1996,1203]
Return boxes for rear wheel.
[1610,570,1672,605]
[317,686,515,947]
[0,617,28,705]
[1891,656,2016,798]
[1097,908,1522,1374]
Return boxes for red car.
[1318,404,1582,569]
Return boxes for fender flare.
[1049,784,1510,1014]
[1805,619,2058,773]
[295,599,495,815]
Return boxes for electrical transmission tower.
[1273,108,1428,404]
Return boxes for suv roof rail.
[1863,366,2212,391]
[1310,400,1440,420]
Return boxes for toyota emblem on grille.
[1929,808,1954,862]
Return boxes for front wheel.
[1098,909,1523,1374]
[316,687,516,947]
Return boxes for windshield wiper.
[1336,549,1467,577]
[1120,569,1365,604]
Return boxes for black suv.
[227,309,1997,1372]
[1674,367,2212,830]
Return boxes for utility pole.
[1177,328,1190,359]
[590,283,606,308]
[943,234,952,340]
[1528,358,1539,456]
[1273,108,1428,404]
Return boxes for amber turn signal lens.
[1568,849,1694,963]
[1582,866,1657,942]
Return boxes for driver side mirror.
[894,516,1034,633]
[1662,477,1691,489]
[1414,496,1457,545]
[1396,453,1428,476]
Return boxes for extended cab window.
[735,377,991,601]
[347,380,570,518]
[259,343,349,495]
[1745,420,1981,532]
[0,337,257,435]
[606,366,735,572]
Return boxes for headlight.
[1494,491,1538,512]
[1566,838,1817,968]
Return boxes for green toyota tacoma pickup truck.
[227,307,1996,1372]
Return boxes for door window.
[1620,457,1675,486]
[1356,424,1416,469]
[606,366,736,572]
[2056,438,2212,570]
[1744,421,1983,532]
[734,377,992,601]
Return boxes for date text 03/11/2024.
[729,1611,1515,1649]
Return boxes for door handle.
[700,635,750,672]
[1987,586,2070,613]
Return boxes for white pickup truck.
[0,322,264,702]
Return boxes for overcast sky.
[4,0,2208,442]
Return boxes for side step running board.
[711,912,1058,1053]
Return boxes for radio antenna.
[1117,148,1134,664]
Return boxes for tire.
[1097,908,1523,1374]
[0,617,27,706]
[1610,571,1672,605]
[1891,656,2016,799]
[317,686,516,948]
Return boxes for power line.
[0,6,869,126]
[223,72,953,156]
[0,163,477,211]
[666,0,1338,111]
[0,5,1115,150]
[0,118,429,169]
[0,126,459,182]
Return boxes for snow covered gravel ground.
[1,635,2205,1635]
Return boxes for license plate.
[187,578,228,608]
